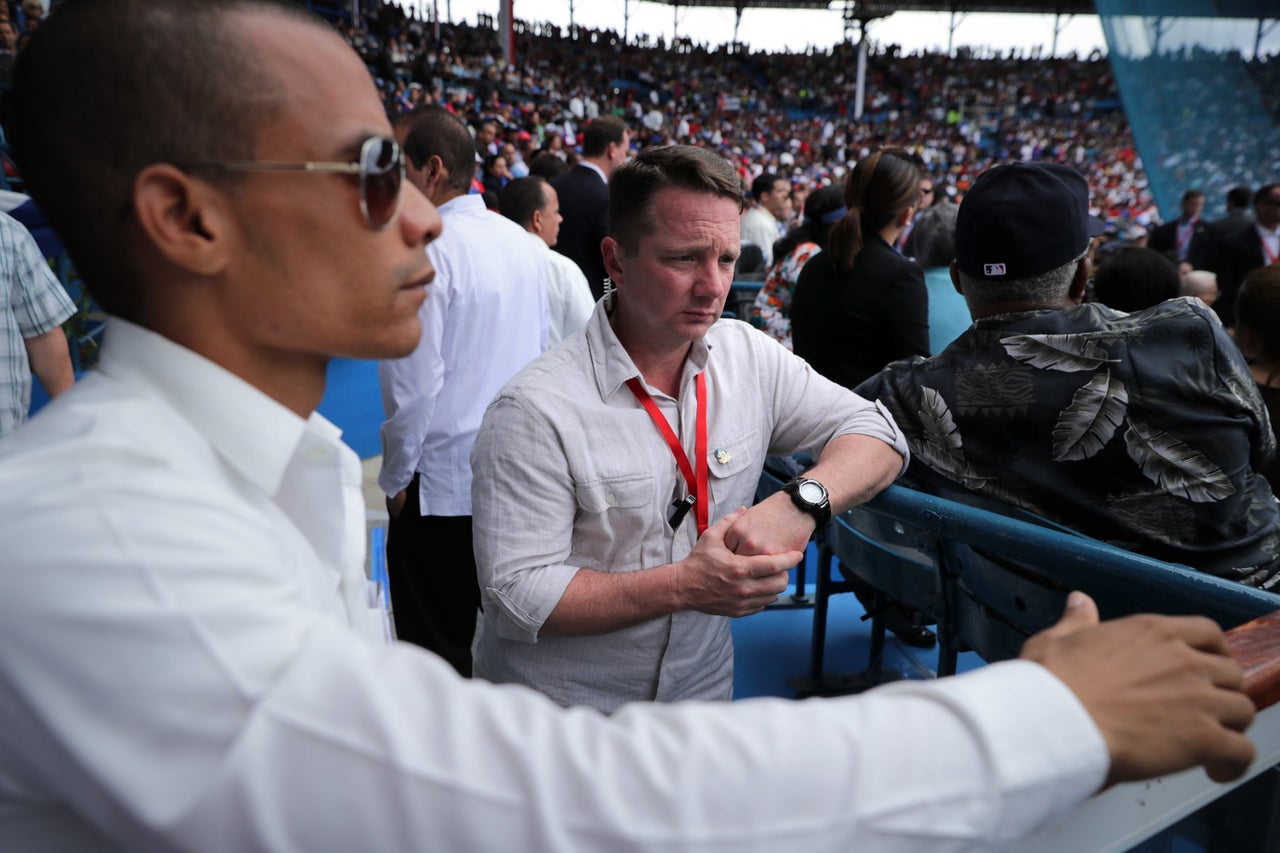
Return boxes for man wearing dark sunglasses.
[0,1,1260,851]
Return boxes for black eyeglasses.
[195,136,405,230]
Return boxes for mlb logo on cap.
[956,162,1105,282]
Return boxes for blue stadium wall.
[1096,0,1280,219]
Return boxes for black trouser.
[385,474,480,677]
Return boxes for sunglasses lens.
[361,137,404,228]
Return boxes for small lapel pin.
[714,448,731,465]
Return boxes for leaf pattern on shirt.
[1051,372,1129,462]
[1124,419,1236,503]
[1001,334,1117,372]
[914,386,989,488]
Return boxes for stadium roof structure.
[643,1,1093,12]
[641,0,1276,15]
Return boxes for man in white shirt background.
[739,171,790,267]
[0,2,1261,850]
[379,104,547,675]
[499,175,594,345]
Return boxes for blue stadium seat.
[858,484,1280,674]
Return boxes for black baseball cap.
[955,162,1105,281]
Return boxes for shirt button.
[606,494,617,507]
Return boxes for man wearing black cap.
[858,162,1280,588]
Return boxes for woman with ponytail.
[791,148,930,389]
[790,149,936,648]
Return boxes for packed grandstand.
[339,2,1159,235]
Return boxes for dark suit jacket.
[791,235,930,390]
[1211,223,1268,325]
[551,165,610,301]
[1149,217,1211,270]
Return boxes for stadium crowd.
[340,2,1158,230]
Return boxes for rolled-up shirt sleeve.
[471,393,581,642]
[755,328,910,473]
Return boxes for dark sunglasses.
[197,135,405,229]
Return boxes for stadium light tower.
[842,1,891,121]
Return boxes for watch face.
[798,480,825,504]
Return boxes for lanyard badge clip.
[667,494,697,531]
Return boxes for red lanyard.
[625,372,709,537]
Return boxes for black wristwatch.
[782,476,831,531]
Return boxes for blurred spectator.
[1091,245,1181,312]
[740,172,789,267]
[1213,185,1254,237]
[481,152,512,196]
[551,115,629,301]
[748,183,843,350]
[903,199,970,352]
[499,176,595,345]
[1180,269,1220,307]
[0,209,74,438]
[527,151,568,180]
[1149,189,1210,269]
[1233,263,1280,489]
[1213,183,1280,326]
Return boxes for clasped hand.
[674,501,808,618]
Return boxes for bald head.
[1181,270,1219,307]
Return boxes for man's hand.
[723,492,814,557]
[386,490,408,519]
[675,509,799,617]
[1022,592,1256,787]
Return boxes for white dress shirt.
[740,205,781,267]
[471,306,910,712]
[0,318,1109,852]
[525,231,595,344]
[378,193,548,515]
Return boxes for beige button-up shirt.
[471,304,909,712]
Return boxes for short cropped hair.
[958,251,1085,310]
[751,173,781,201]
[607,145,744,253]
[397,106,478,195]
[499,176,549,230]
[1237,264,1280,361]
[1255,184,1280,209]
[11,0,320,318]
[582,116,628,158]
[1091,246,1180,312]
[1227,185,1253,211]
[528,151,568,180]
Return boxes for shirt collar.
[438,193,487,216]
[95,318,341,497]
[583,302,712,401]
[580,161,608,184]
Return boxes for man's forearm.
[25,327,74,398]
[806,432,905,514]
[540,563,681,637]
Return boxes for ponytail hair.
[827,148,923,273]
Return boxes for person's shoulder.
[493,334,594,403]
[0,375,227,519]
